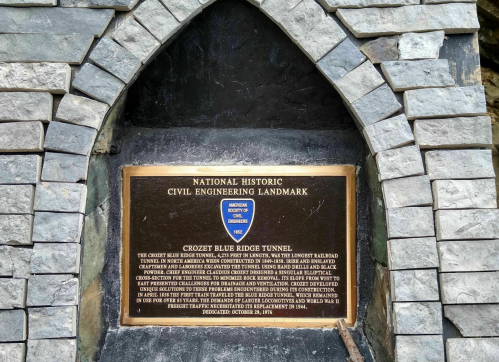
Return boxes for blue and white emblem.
[220,199,255,243]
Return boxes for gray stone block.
[404,86,487,120]
[0,155,42,185]
[56,94,109,130]
[445,305,499,337]
[438,240,499,272]
[279,0,325,40]
[44,121,97,156]
[0,215,33,245]
[0,0,55,5]
[414,116,493,148]
[440,272,499,304]
[26,339,76,362]
[0,63,70,94]
[60,0,137,10]
[336,4,479,38]
[387,207,435,238]
[446,338,499,362]
[199,0,216,7]
[10,247,32,278]
[0,279,26,309]
[395,335,445,362]
[90,37,141,84]
[113,17,161,64]
[32,212,83,243]
[0,246,13,276]
[424,0,477,3]
[376,145,424,181]
[41,152,89,183]
[30,243,80,274]
[359,36,399,64]
[391,269,439,302]
[393,302,443,334]
[28,306,77,339]
[0,310,26,342]
[0,122,44,152]
[381,59,455,92]
[432,179,497,209]
[73,64,125,106]
[382,175,433,209]
[333,61,384,103]
[0,92,52,123]
[0,8,114,37]
[351,83,402,127]
[159,0,201,23]
[399,31,445,60]
[318,0,418,12]
[388,237,439,270]
[436,209,499,240]
[0,185,34,214]
[134,0,181,43]
[34,182,87,213]
[260,0,301,23]
[425,149,495,180]
[27,275,78,306]
[317,39,366,83]
[363,114,414,155]
[0,343,25,362]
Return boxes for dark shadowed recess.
[125,0,355,130]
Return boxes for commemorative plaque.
[121,166,356,327]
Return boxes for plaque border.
[121,165,357,328]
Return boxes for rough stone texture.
[363,114,414,155]
[0,310,26,342]
[318,0,418,11]
[56,94,109,130]
[27,275,78,306]
[0,185,34,214]
[359,36,399,64]
[425,149,495,180]
[414,116,493,148]
[41,152,89,183]
[438,240,499,272]
[404,86,487,120]
[0,279,26,309]
[393,302,443,334]
[44,121,97,156]
[386,207,435,238]
[388,237,439,270]
[260,0,303,23]
[28,306,77,339]
[0,63,70,94]
[399,31,445,60]
[0,344,25,362]
[425,0,477,2]
[30,243,80,274]
[0,92,52,123]
[32,212,83,243]
[60,0,137,10]
[26,339,76,362]
[72,64,125,106]
[351,83,402,127]
[336,4,480,38]
[333,61,384,103]
[447,338,499,362]
[0,122,44,152]
[445,305,499,337]
[159,0,201,23]
[0,8,114,37]
[317,39,366,83]
[134,0,181,43]
[34,182,87,213]
[376,145,425,181]
[200,0,217,7]
[433,179,497,209]
[395,335,445,362]
[0,0,55,5]
[89,37,141,84]
[381,59,455,91]
[391,269,439,302]
[0,246,13,276]
[10,247,32,278]
[436,209,499,240]
[441,272,499,304]
[0,155,41,185]
[0,215,32,245]
[382,175,433,208]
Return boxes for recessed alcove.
[79,1,388,361]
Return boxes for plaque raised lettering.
[121,166,356,327]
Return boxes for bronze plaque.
[121,166,356,327]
